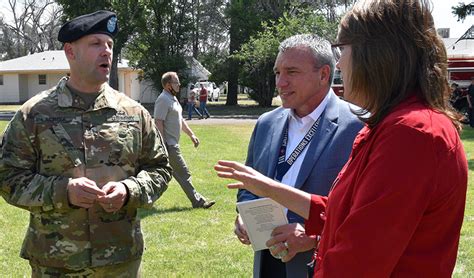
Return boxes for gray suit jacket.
[238,91,363,278]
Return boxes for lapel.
[266,109,289,179]
[294,92,340,188]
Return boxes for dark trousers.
[187,102,202,119]
[199,101,210,118]
[260,249,287,278]
[469,108,474,127]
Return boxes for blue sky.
[0,0,473,38]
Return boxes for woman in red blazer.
[215,0,468,277]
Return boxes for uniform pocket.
[98,122,141,166]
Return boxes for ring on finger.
[283,241,289,249]
[109,203,113,209]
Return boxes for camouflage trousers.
[30,258,141,278]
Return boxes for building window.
[0,75,3,85]
[38,74,46,85]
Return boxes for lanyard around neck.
[275,116,322,182]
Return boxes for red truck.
[332,69,344,97]
[448,55,473,122]
[332,56,474,97]
[446,25,474,121]
[448,56,474,88]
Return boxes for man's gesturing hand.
[234,214,251,245]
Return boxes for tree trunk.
[110,52,119,90]
[192,0,200,58]
[226,57,239,105]
[253,61,274,107]
[226,4,239,106]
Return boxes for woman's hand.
[214,160,276,197]
[216,160,313,220]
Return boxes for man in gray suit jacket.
[235,34,363,277]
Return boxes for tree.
[297,0,355,22]
[189,0,228,58]
[224,0,354,106]
[168,0,229,88]
[56,0,146,90]
[188,0,229,86]
[452,2,473,22]
[235,9,338,106]
[225,0,285,105]
[58,0,229,95]
[0,18,17,60]
[126,0,194,92]
[0,0,62,60]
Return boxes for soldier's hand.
[97,182,128,213]
[67,177,105,208]
[266,223,316,263]
[234,214,251,245]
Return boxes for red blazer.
[305,95,468,277]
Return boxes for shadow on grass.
[138,205,193,219]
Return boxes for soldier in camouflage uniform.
[0,11,172,277]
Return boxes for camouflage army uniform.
[0,77,172,270]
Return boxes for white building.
[443,26,474,58]
[184,56,211,81]
[0,50,143,103]
[0,51,212,104]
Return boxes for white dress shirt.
[280,91,331,188]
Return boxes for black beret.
[58,10,118,43]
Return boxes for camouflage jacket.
[0,77,172,270]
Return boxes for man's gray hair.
[279,34,336,84]
[161,71,178,88]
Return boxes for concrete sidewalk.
[184,117,257,125]
[0,112,15,120]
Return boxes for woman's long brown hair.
[338,0,462,131]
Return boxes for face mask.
[171,83,180,94]
[168,83,179,96]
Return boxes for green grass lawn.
[0,105,21,111]
[0,122,256,277]
[456,128,474,277]
[0,121,473,277]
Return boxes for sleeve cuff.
[121,179,141,208]
[305,194,327,236]
[52,177,74,211]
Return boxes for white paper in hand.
[236,198,288,251]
